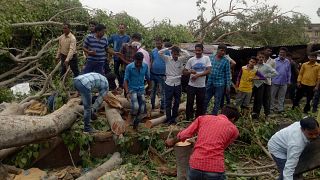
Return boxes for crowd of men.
[56,21,320,179]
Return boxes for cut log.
[4,164,23,175]
[104,104,126,135]
[174,141,193,180]
[117,96,131,109]
[0,100,35,115]
[76,152,122,180]
[145,102,186,128]
[0,98,83,150]
[0,162,9,180]
[105,92,122,109]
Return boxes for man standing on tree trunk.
[56,23,79,77]
[165,105,240,180]
[74,72,109,133]
[124,52,151,130]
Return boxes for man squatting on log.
[73,72,109,133]
[165,105,240,180]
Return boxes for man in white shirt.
[183,44,211,121]
[159,46,190,124]
[268,117,319,180]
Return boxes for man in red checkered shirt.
[166,105,240,180]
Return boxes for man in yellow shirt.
[293,52,320,113]
[56,23,79,77]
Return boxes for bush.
[0,88,14,103]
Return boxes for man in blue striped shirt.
[83,24,109,75]
[204,44,231,115]
[124,52,151,130]
[74,72,109,133]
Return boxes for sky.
[80,0,320,25]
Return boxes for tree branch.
[49,7,84,21]
[11,21,84,28]
[20,62,61,104]
[0,64,40,87]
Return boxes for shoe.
[91,112,98,121]
[83,128,98,134]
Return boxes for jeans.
[60,54,79,77]
[151,74,166,110]
[186,85,206,120]
[187,166,226,180]
[235,91,252,108]
[114,60,124,88]
[165,84,181,122]
[313,89,320,112]
[204,85,225,115]
[130,91,146,125]
[74,79,92,132]
[271,84,287,112]
[82,61,105,75]
[220,87,231,109]
[293,84,315,113]
[271,154,286,180]
[253,84,271,116]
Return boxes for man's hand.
[88,50,96,56]
[297,82,301,88]
[191,73,200,81]
[126,92,131,101]
[165,138,176,147]
[190,69,197,74]
[64,60,69,66]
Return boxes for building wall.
[305,24,320,43]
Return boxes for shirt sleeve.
[225,61,231,87]
[283,144,305,180]
[185,58,192,70]
[287,62,292,84]
[223,126,239,149]
[65,36,76,62]
[265,64,278,78]
[124,65,130,81]
[256,70,266,79]
[237,68,243,85]
[159,48,171,62]
[177,116,201,141]
[92,88,108,111]
[83,36,90,49]
[107,35,114,45]
[206,56,212,67]
[145,65,150,80]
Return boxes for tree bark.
[104,105,126,135]
[0,147,21,160]
[76,152,122,180]
[145,102,186,128]
[0,98,83,150]
[174,141,193,180]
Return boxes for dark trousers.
[60,54,79,77]
[186,85,206,120]
[187,166,225,180]
[114,60,124,88]
[271,154,286,180]
[288,83,297,104]
[253,84,271,116]
[313,90,320,112]
[165,84,181,122]
[293,84,315,113]
[82,61,105,75]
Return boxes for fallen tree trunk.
[104,104,126,135]
[145,102,186,128]
[76,152,122,180]
[0,98,83,150]
[0,147,21,160]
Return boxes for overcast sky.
[80,0,320,25]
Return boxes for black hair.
[154,36,163,42]
[195,43,204,50]
[221,105,240,121]
[250,56,258,62]
[257,51,266,57]
[134,52,144,61]
[279,47,288,52]
[171,46,181,53]
[95,24,106,32]
[164,42,172,48]
[264,45,272,50]
[218,43,227,50]
[308,52,318,57]
[300,117,319,130]
[132,33,142,41]
[63,22,71,29]
[89,21,98,26]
